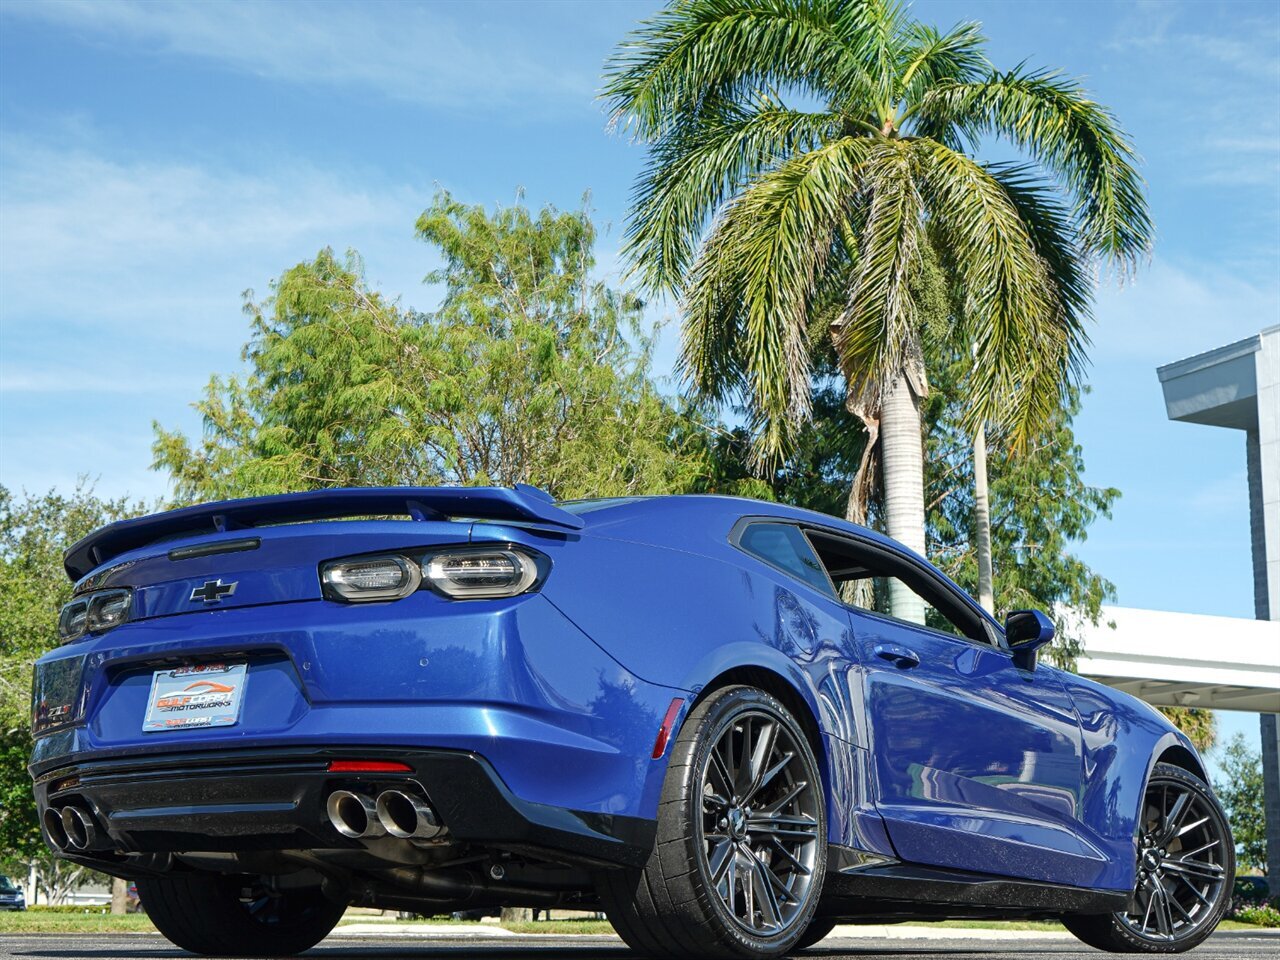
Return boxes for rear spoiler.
[64,484,583,580]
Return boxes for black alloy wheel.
[597,685,827,958]
[1063,762,1233,953]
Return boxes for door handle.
[874,643,920,669]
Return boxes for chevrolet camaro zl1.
[29,487,1232,956]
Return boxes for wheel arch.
[686,664,826,767]
[1153,742,1208,783]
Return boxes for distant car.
[0,876,25,911]
[29,488,1233,956]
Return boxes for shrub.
[1234,905,1280,928]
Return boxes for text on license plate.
[143,662,248,733]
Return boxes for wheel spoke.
[734,719,753,797]
[1138,883,1155,934]
[1149,881,1172,938]
[1161,858,1223,881]
[749,856,783,929]
[708,839,734,886]
[1167,889,1195,923]
[709,748,734,801]
[720,846,739,903]
[1173,815,1210,839]
[1156,791,1190,846]
[760,779,807,815]
[742,750,791,807]
[1175,874,1211,907]
[748,812,819,840]
[767,836,810,876]
[742,720,778,802]
[1178,838,1220,859]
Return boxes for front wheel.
[137,873,345,956]
[1063,763,1233,953]
[598,685,827,958]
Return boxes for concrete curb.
[332,923,538,938]
[329,922,1280,943]
[824,925,1072,941]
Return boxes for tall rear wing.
[63,484,584,580]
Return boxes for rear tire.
[1062,763,1233,953]
[795,917,838,950]
[137,873,345,956]
[597,685,827,958]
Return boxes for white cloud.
[1,0,597,113]
[0,134,441,500]
[0,135,429,340]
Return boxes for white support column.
[1158,325,1280,893]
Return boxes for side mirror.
[1004,609,1055,671]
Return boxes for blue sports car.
[30,487,1232,957]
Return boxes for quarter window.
[806,531,990,644]
[737,523,836,599]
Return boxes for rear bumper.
[33,745,656,869]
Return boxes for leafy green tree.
[154,195,706,501]
[1159,707,1216,756]
[606,0,1150,621]
[1214,733,1268,874]
[0,484,143,878]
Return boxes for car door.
[805,530,1106,889]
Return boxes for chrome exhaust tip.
[376,789,444,840]
[60,806,97,851]
[43,807,69,851]
[326,790,386,839]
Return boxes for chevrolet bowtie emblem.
[190,579,238,603]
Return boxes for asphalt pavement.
[2,930,1278,960]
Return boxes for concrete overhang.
[1075,605,1280,713]
[1157,331,1264,430]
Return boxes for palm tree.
[606,0,1150,622]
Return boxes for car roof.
[560,493,910,557]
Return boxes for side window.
[807,532,988,644]
[737,523,836,599]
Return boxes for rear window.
[737,523,835,598]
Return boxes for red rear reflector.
[651,698,686,759]
[327,760,413,773]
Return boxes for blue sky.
[1,1,1277,765]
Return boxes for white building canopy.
[1075,605,1280,713]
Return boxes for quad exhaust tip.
[326,790,387,839]
[44,805,98,851]
[42,808,69,851]
[376,789,444,840]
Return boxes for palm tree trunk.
[880,371,927,624]
[973,423,995,613]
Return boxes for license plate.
[143,662,248,733]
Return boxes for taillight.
[321,555,421,602]
[423,548,538,599]
[57,588,133,644]
[320,545,545,604]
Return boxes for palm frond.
[604,0,873,141]
[832,141,924,394]
[626,100,843,295]
[986,162,1093,373]
[895,19,988,106]
[912,138,1065,446]
[914,66,1153,272]
[683,136,874,460]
